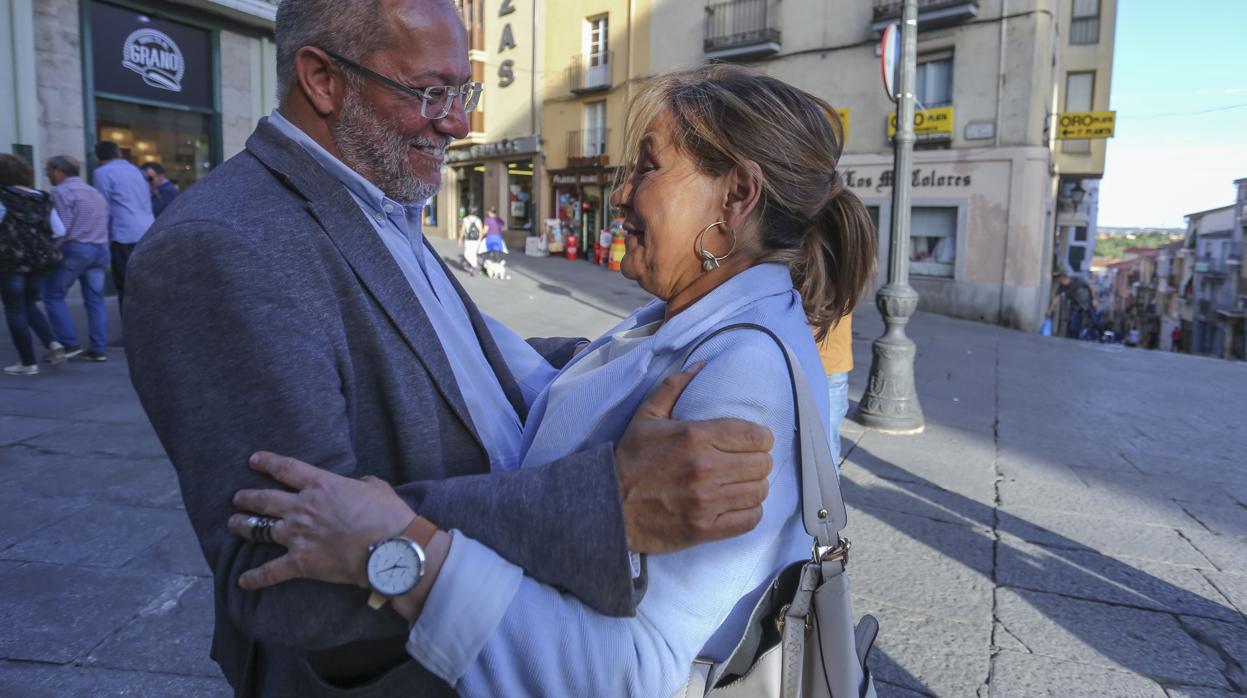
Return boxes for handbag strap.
[678,323,847,547]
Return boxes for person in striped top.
[44,155,110,362]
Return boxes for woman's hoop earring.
[696,220,736,271]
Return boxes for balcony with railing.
[567,129,610,168]
[871,0,978,31]
[567,52,613,94]
[704,0,781,61]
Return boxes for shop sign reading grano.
[121,28,184,92]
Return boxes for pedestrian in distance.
[44,155,111,363]
[92,140,154,311]
[0,153,67,376]
[222,63,880,697]
[122,2,777,694]
[1046,270,1098,340]
[140,161,180,217]
[459,206,482,275]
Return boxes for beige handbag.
[674,324,878,698]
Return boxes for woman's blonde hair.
[619,64,877,340]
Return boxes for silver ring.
[248,515,278,544]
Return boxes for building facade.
[423,0,542,243]
[519,0,1117,330]
[2,0,278,191]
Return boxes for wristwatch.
[365,517,438,610]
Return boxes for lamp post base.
[856,283,925,433]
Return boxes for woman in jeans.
[0,154,66,376]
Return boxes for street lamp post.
[857,0,925,434]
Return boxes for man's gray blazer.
[125,119,637,697]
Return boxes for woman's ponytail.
[797,178,877,342]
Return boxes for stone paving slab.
[996,504,1211,567]
[84,577,220,678]
[994,587,1230,688]
[1179,500,1247,539]
[0,492,91,551]
[0,414,62,447]
[844,504,994,576]
[3,446,182,509]
[20,419,167,460]
[997,473,1202,530]
[2,502,187,568]
[988,651,1168,697]
[1177,615,1247,690]
[0,661,230,698]
[1181,530,1247,575]
[0,563,196,664]
[996,538,1240,622]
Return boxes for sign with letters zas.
[1056,111,1116,139]
[887,106,954,141]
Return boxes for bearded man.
[123,1,774,696]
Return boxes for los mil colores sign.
[843,168,972,193]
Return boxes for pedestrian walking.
[1171,326,1182,352]
[44,155,111,362]
[1046,271,1098,339]
[0,154,67,376]
[817,314,854,464]
[459,207,482,275]
[92,141,154,310]
[141,161,180,217]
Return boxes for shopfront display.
[550,169,616,261]
[87,1,221,184]
[456,164,485,220]
[506,160,534,233]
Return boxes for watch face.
[366,538,424,596]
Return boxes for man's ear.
[724,160,764,232]
[294,47,346,117]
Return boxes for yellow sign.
[1055,111,1115,139]
[887,106,955,140]
[835,108,850,139]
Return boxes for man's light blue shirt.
[266,111,550,675]
[91,159,154,244]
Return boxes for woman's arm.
[425,335,803,697]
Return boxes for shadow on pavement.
[842,443,1246,694]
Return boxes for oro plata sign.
[888,106,955,141]
[122,28,184,92]
[1056,111,1115,139]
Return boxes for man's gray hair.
[46,155,80,177]
[275,0,388,96]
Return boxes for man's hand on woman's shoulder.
[614,365,775,554]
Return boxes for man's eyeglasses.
[320,48,482,120]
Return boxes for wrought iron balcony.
[567,52,613,94]
[704,0,781,61]
[567,129,610,167]
[871,0,978,32]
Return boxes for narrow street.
[1,238,1244,696]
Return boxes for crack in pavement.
[1174,615,1246,693]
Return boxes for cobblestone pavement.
[1,236,1244,696]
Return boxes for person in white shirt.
[458,207,483,275]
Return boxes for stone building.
[424,0,543,242]
[524,0,1118,330]
[1,0,278,191]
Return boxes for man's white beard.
[333,85,444,204]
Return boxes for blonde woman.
[229,65,876,696]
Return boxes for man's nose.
[435,102,471,140]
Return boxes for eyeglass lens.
[421,84,483,119]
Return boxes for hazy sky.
[1097,0,1247,228]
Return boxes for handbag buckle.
[813,536,851,566]
[775,603,812,634]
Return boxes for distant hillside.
[1095,230,1184,259]
[1098,226,1185,237]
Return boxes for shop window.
[1070,0,1100,45]
[456,164,485,220]
[915,57,952,108]
[1062,72,1094,154]
[910,206,957,278]
[506,160,534,232]
[96,99,213,189]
